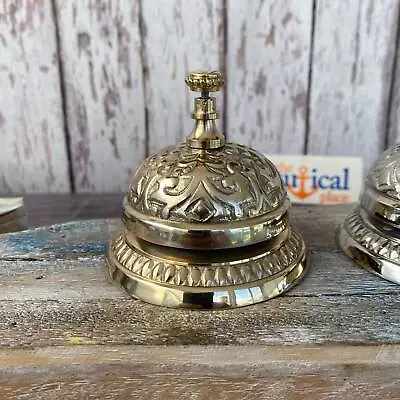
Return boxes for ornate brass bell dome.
[107,71,308,308]
[338,144,400,284]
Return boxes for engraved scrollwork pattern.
[111,229,304,288]
[368,143,400,200]
[127,143,285,223]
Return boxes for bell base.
[338,210,400,285]
[106,229,308,309]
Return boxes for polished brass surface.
[123,198,290,249]
[107,229,307,309]
[107,71,308,308]
[338,144,400,284]
[191,98,218,120]
[126,142,286,228]
[184,71,224,92]
[185,71,225,149]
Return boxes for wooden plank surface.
[1,205,400,348]
[0,0,70,193]
[308,0,400,171]
[141,0,224,155]
[23,193,124,227]
[0,200,400,397]
[226,0,312,153]
[55,0,146,192]
[0,345,399,400]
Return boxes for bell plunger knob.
[185,71,225,149]
[185,71,224,94]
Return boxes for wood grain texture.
[308,0,400,171]
[388,21,400,146]
[1,201,400,396]
[23,193,124,227]
[55,0,146,192]
[141,0,224,155]
[226,0,312,153]
[0,0,70,193]
[0,345,399,400]
[1,205,400,348]
[1,294,400,348]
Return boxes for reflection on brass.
[107,71,308,309]
[338,144,400,284]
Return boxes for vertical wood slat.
[0,0,70,193]
[226,0,313,154]
[55,0,146,192]
[141,0,224,155]
[308,0,400,172]
[2,1,400,193]
[388,12,400,146]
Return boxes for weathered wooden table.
[0,196,399,399]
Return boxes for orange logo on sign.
[273,157,356,204]
[287,166,318,200]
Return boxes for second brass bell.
[338,143,400,285]
[107,71,308,309]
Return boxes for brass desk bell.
[338,144,400,284]
[107,71,308,308]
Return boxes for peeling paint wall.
[0,0,399,193]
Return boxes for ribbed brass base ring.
[106,229,308,309]
[338,210,400,285]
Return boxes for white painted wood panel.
[226,0,312,154]
[1,1,400,193]
[142,0,224,155]
[0,0,70,193]
[388,34,400,146]
[55,0,146,192]
[308,0,400,172]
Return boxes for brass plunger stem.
[185,71,225,150]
